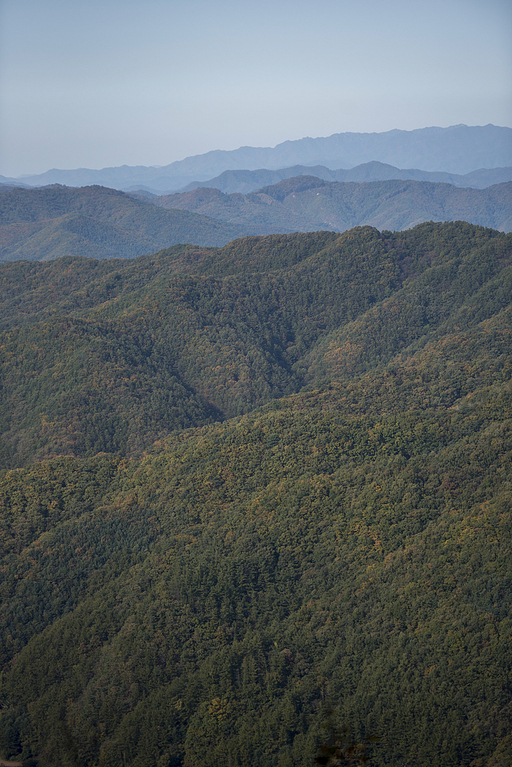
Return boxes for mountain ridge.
[0,221,510,467]
[4,124,511,191]
[1,178,510,263]
[0,184,244,261]
[156,177,512,235]
[174,161,512,195]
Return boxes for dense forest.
[0,222,511,766]
[1,179,510,264]
[0,185,242,262]
[156,177,512,234]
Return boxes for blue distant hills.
[2,124,511,192]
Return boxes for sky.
[1,0,511,178]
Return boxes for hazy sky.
[1,0,511,177]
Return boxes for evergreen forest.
[0,222,511,766]
[1,179,510,264]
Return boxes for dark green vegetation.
[0,222,511,766]
[0,185,242,262]
[156,177,512,235]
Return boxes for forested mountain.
[0,222,511,766]
[177,162,512,195]
[2,180,510,264]
[1,222,510,467]
[156,177,512,234]
[0,185,242,262]
[9,124,512,191]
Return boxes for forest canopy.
[0,222,510,766]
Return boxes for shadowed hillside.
[1,222,510,468]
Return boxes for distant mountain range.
[2,124,511,193]
[1,177,510,262]
[173,161,512,195]
[5,162,511,200]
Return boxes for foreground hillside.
[0,222,511,766]
[1,223,511,468]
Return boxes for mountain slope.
[0,325,510,767]
[0,222,511,767]
[0,185,243,262]
[1,223,510,468]
[157,177,512,234]
[2,179,509,266]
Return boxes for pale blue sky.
[1,0,511,177]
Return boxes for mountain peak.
[8,125,512,192]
